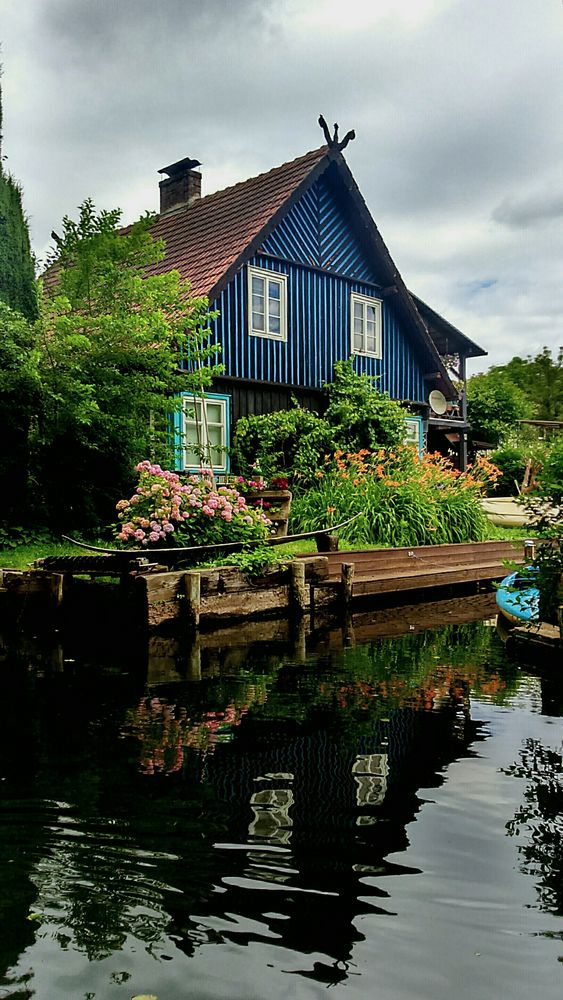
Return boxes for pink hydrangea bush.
[115,461,271,547]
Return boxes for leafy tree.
[536,435,563,503]
[34,199,222,531]
[231,360,409,488]
[323,359,408,452]
[498,347,563,421]
[0,75,38,321]
[466,370,534,448]
[0,302,40,523]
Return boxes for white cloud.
[1,0,563,368]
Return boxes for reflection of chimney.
[158,156,202,214]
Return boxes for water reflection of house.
[352,753,389,810]
[186,697,485,986]
[249,783,294,846]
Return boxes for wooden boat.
[496,567,540,624]
[480,496,558,528]
[480,497,529,527]
[61,513,361,568]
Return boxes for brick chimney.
[158,156,202,214]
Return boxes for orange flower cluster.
[324,447,501,495]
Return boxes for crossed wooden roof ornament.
[318,115,355,151]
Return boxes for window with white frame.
[350,292,382,358]
[248,265,287,341]
[179,393,230,473]
[404,416,424,456]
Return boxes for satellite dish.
[429,389,447,415]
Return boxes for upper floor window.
[248,266,287,341]
[351,292,382,358]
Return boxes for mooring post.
[290,560,308,616]
[341,562,355,609]
[48,572,65,610]
[184,571,201,628]
[523,538,536,563]
[316,533,339,552]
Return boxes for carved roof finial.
[318,114,356,151]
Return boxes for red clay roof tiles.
[146,145,330,299]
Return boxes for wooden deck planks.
[311,540,523,599]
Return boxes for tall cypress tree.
[0,71,39,525]
[0,74,38,321]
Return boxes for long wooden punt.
[58,513,359,569]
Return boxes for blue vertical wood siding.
[261,174,381,283]
[210,172,428,403]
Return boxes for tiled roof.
[147,145,330,299]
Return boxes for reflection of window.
[248,266,287,341]
[177,393,230,473]
[351,292,382,358]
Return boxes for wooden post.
[459,355,468,472]
[523,538,536,563]
[184,571,201,628]
[341,562,355,609]
[289,560,308,616]
[48,572,65,609]
[316,533,339,552]
[342,613,356,647]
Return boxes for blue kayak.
[496,568,540,624]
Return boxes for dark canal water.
[0,595,562,1000]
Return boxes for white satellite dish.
[429,389,447,415]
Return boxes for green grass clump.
[290,449,501,548]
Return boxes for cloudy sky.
[1,0,562,372]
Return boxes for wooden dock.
[315,539,523,600]
[0,539,525,631]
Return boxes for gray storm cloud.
[1,0,562,369]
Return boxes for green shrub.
[290,449,498,546]
[231,404,333,488]
[231,360,409,489]
[323,359,408,452]
[536,436,563,502]
[489,446,529,495]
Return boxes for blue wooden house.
[147,126,486,473]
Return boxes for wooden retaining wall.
[133,556,329,628]
[0,540,526,632]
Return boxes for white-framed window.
[404,416,424,456]
[350,292,382,358]
[248,265,288,341]
[177,393,230,473]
